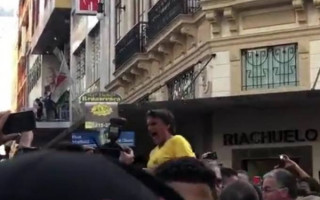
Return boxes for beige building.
[105,0,320,179]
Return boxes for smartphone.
[3,111,36,134]
[278,155,286,168]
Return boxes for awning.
[118,90,320,117]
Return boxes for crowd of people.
[0,109,319,200]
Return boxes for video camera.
[106,117,127,142]
[99,117,128,159]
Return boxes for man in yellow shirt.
[146,109,195,169]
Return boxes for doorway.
[232,146,312,178]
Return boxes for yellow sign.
[91,104,112,117]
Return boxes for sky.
[0,0,18,111]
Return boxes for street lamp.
[96,0,105,20]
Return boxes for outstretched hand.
[0,111,21,145]
[119,147,135,165]
[275,154,298,169]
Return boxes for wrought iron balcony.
[115,22,147,70]
[147,0,200,42]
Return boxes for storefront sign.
[75,0,99,15]
[117,131,135,147]
[80,92,121,103]
[81,92,121,129]
[72,131,135,147]
[223,129,318,146]
[72,131,102,147]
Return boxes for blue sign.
[72,131,135,147]
[118,131,135,147]
[72,131,101,148]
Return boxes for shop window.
[167,69,195,100]
[242,43,298,90]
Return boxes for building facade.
[17,0,72,145]
[69,0,116,124]
[105,0,320,179]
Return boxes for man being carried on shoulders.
[146,109,195,171]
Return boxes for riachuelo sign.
[80,92,122,129]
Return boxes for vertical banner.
[80,92,121,129]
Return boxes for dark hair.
[221,167,238,178]
[154,157,216,190]
[220,181,259,200]
[146,109,176,134]
[299,177,320,193]
[264,169,298,199]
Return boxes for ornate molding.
[169,33,184,45]
[130,66,144,76]
[205,10,221,36]
[157,44,171,55]
[292,0,307,23]
[148,52,162,63]
[180,24,197,38]
[137,61,152,79]
[224,7,238,33]
[200,65,212,96]
[121,74,134,83]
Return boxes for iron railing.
[242,44,298,90]
[167,69,195,100]
[147,0,200,42]
[115,22,147,70]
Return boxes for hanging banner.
[81,92,121,129]
[75,0,99,15]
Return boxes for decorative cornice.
[292,0,307,23]
[205,10,222,36]
[169,33,184,45]
[224,7,238,33]
[180,24,197,38]
[148,52,162,63]
[157,44,171,55]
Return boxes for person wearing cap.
[0,151,165,200]
[145,109,195,170]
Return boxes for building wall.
[107,0,320,104]
[69,1,116,123]
[211,106,320,180]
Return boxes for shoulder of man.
[170,135,189,143]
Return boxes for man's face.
[168,182,214,200]
[147,117,169,145]
[263,177,288,200]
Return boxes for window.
[32,0,40,35]
[90,24,101,85]
[28,56,42,93]
[115,0,122,42]
[134,0,149,24]
[167,69,195,100]
[242,44,298,90]
[74,44,86,98]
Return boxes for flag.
[51,48,72,103]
